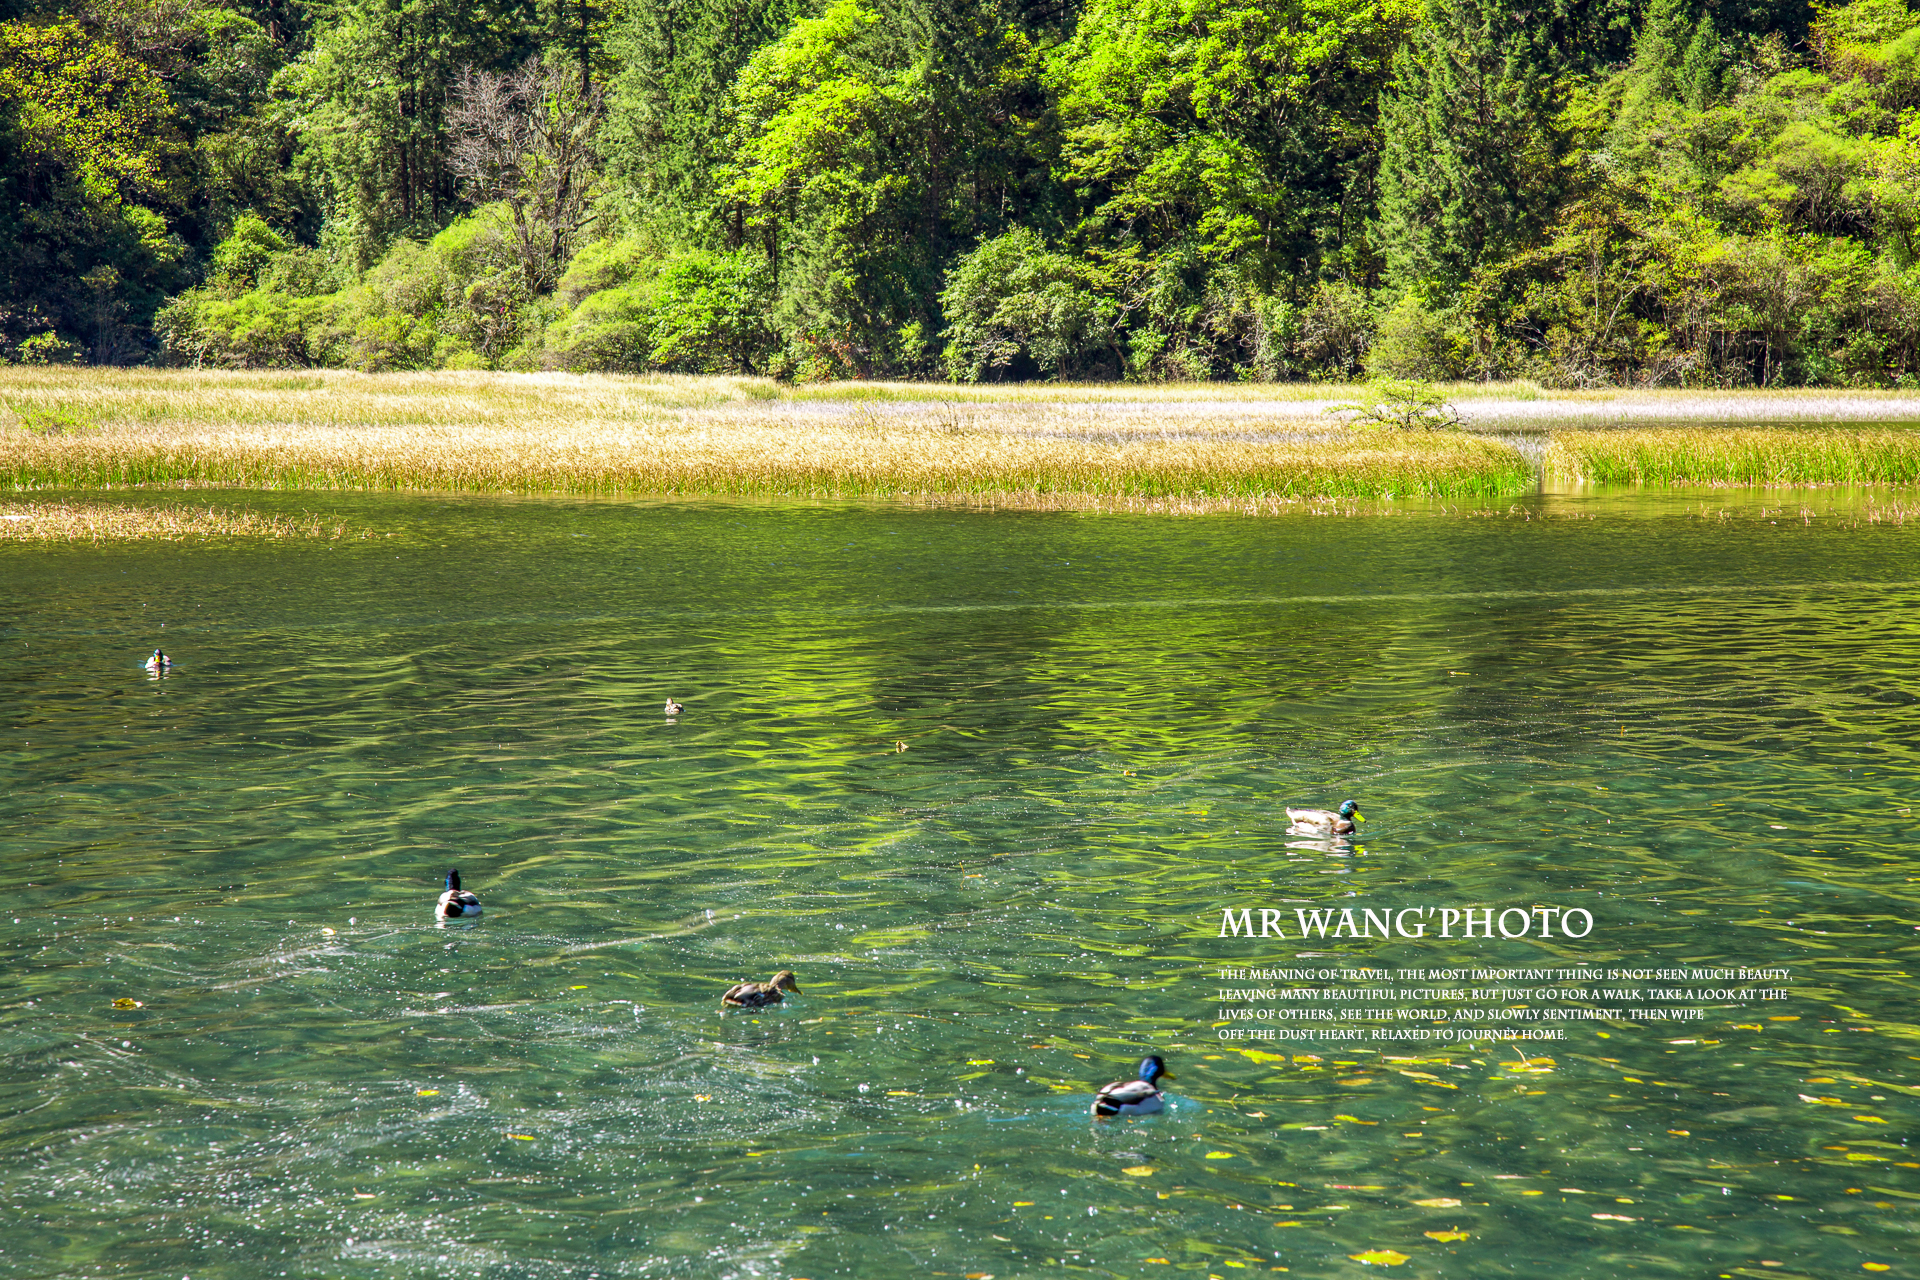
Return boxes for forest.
[3,0,1917,384]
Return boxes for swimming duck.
[1287,799,1362,835]
[436,869,482,919]
[1093,1055,1173,1117]
[722,970,799,1008]
[143,649,172,671]
[664,698,684,716]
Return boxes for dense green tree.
[277,0,539,269]
[1374,0,1565,294]
[717,0,1054,374]
[602,0,798,241]
[0,17,188,356]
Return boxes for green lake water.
[1,491,1915,1279]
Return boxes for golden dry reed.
[1546,427,1920,486]
[0,369,1533,505]
[0,500,349,543]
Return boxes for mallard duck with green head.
[1093,1056,1173,1117]
[1287,799,1362,835]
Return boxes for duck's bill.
[1353,811,1365,822]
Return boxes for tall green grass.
[1546,427,1920,486]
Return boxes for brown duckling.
[722,970,800,1008]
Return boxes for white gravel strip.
[763,394,1920,425]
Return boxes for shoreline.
[5,372,1920,525]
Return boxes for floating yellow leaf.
[1013,1201,1034,1207]
[110,998,141,1010]
[508,1133,535,1141]
[886,1090,915,1096]
[695,1095,711,1102]
[417,1089,439,1096]
[1521,1190,1544,1196]
[1847,1154,1889,1162]
[1123,1166,1155,1176]
[1854,1116,1887,1123]
[1592,1213,1637,1221]
[1800,1095,1845,1105]
[1425,1230,1470,1242]
[570,985,587,990]
[967,1059,995,1065]
[321,928,336,936]
[1349,1250,1410,1266]
[1205,1151,1235,1159]
[1413,1198,1461,1207]
[1864,1265,1890,1272]
[1669,1130,1690,1136]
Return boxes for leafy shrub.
[544,243,775,373]
[940,229,1119,381]
[1328,378,1462,430]
[14,332,84,365]
[1367,296,1461,380]
[1294,281,1376,381]
[208,216,291,296]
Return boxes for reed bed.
[0,370,1535,504]
[1545,427,1920,487]
[0,499,349,542]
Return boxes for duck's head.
[769,970,801,994]
[445,869,462,892]
[1338,800,1363,822]
[1139,1055,1172,1084]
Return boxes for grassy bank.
[1544,427,1920,486]
[0,499,351,542]
[0,369,1535,505]
[13,371,1920,511]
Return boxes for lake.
[1,489,1915,1278]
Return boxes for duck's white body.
[436,869,481,919]
[143,650,172,672]
[1286,802,1361,835]
[1092,1078,1165,1116]
[438,889,482,918]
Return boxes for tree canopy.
[23,0,1920,387]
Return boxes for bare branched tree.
[448,59,605,292]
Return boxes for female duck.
[664,698,684,716]
[1286,799,1362,835]
[436,869,482,920]
[722,970,799,1008]
[1093,1055,1173,1117]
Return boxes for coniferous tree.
[1373,0,1565,294]
[602,0,796,241]
[1680,10,1726,109]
